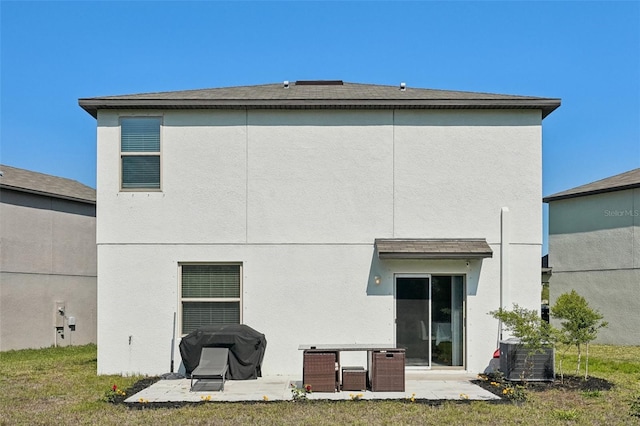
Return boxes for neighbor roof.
[375,238,493,259]
[0,164,96,204]
[79,81,560,119]
[543,168,640,202]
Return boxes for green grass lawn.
[1,344,639,425]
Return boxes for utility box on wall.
[55,302,65,328]
[499,338,555,381]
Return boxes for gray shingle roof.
[79,81,560,119]
[543,168,640,202]
[0,164,96,204]
[375,238,493,259]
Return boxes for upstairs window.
[120,117,161,190]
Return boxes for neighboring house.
[0,165,97,351]
[544,168,640,345]
[79,80,560,376]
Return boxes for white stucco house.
[544,168,640,345]
[79,80,560,376]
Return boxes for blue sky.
[1,1,639,252]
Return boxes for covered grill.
[179,324,267,380]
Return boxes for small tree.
[490,304,555,381]
[551,290,607,380]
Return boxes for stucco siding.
[0,190,97,350]
[393,110,542,244]
[97,109,542,246]
[97,241,540,375]
[550,269,640,345]
[549,229,634,271]
[548,190,638,235]
[548,189,638,273]
[97,244,388,375]
[0,273,96,350]
[1,193,96,275]
[95,107,544,375]
[246,110,394,243]
[96,110,248,244]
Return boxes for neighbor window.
[120,117,161,190]
[180,264,242,335]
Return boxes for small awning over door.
[375,238,493,259]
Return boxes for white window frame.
[119,115,162,191]
[178,262,243,336]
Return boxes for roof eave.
[79,98,561,119]
[543,183,640,202]
[0,184,96,205]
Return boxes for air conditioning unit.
[499,338,554,381]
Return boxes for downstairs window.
[179,264,242,335]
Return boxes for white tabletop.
[298,344,405,351]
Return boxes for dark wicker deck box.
[369,351,405,392]
[342,366,367,391]
[303,352,339,392]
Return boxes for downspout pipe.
[499,206,510,346]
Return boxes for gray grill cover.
[180,324,266,380]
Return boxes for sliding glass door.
[396,275,465,368]
[396,277,430,366]
[430,276,464,367]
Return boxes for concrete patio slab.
[125,373,500,403]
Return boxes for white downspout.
[499,207,511,344]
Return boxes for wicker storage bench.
[303,351,339,392]
[341,366,367,391]
[369,351,405,392]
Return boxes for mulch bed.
[527,375,613,392]
[128,377,163,395]
[473,374,614,399]
[109,377,161,405]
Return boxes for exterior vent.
[400,82,406,91]
[499,338,554,381]
[283,81,290,89]
[295,80,344,86]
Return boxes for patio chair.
[190,347,229,391]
